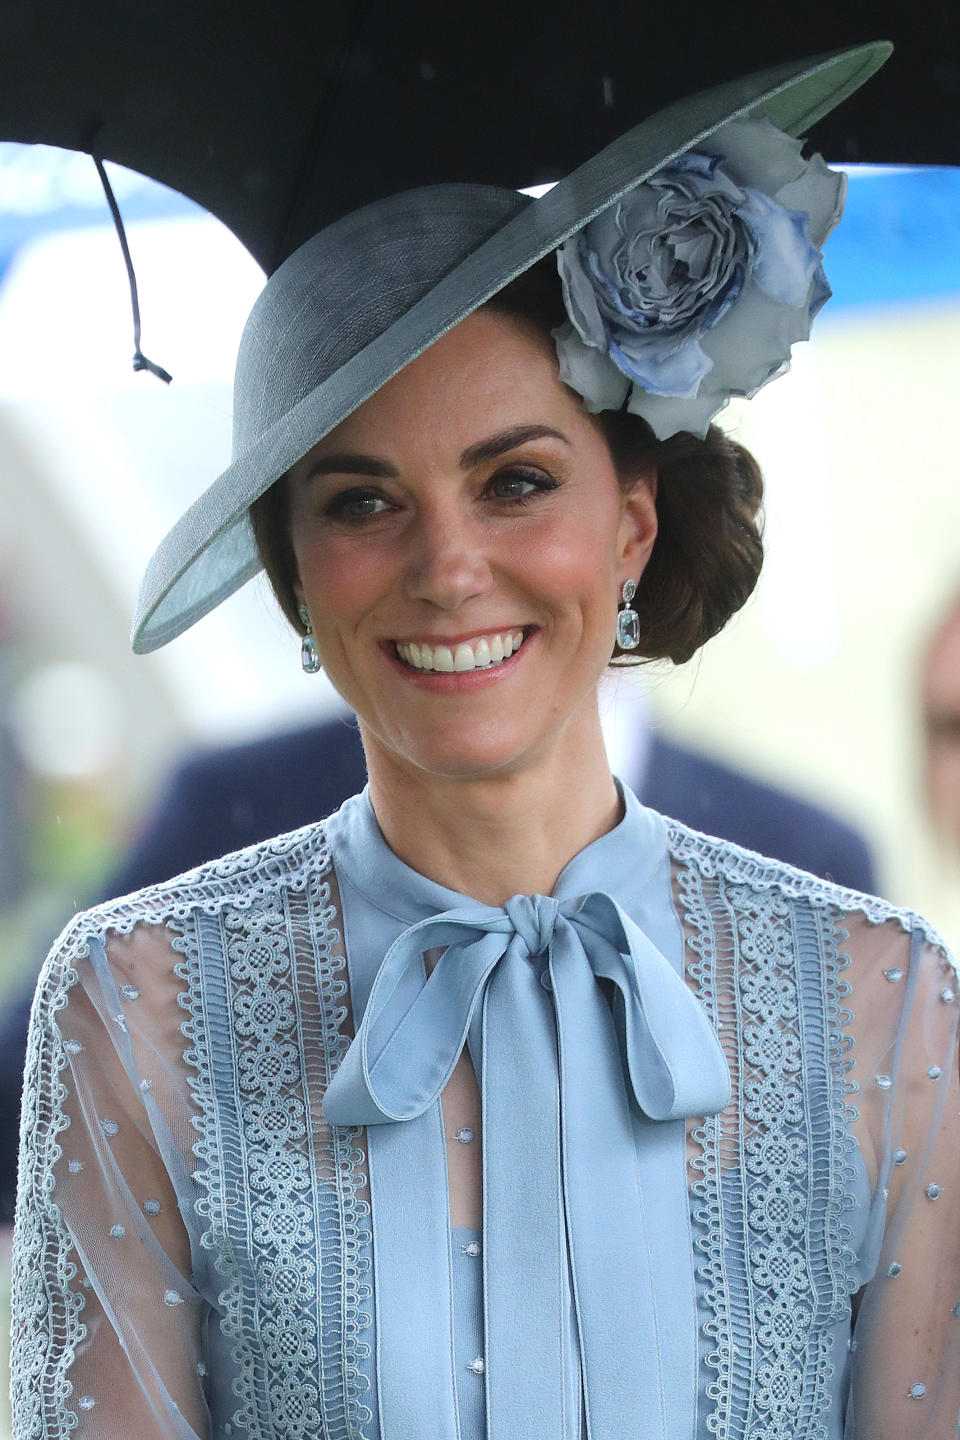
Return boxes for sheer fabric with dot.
[9,813,960,1439]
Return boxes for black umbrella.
[0,1,957,275]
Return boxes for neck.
[362,706,621,907]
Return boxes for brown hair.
[250,258,764,666]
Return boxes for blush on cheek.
[530,515,617,583]
[297,539,384,614]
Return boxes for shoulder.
[665,816,951,959]
[46,818,335,969]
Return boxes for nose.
[404,502,493,611]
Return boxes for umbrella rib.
[93,152,173,384]
[269,0,377,274]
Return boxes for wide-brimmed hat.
[132,42,888,654]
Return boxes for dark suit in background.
[0,716,875,1219]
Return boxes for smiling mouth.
[394,628,528,673]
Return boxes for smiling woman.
[11,45,960,1440]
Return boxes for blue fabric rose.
[553,117,846,439]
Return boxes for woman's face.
[287,309,657,783]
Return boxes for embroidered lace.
[10,818,960,1438]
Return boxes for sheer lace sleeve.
[11,916,209,1439]
[844,915,960,1438]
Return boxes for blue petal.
[737,188,819,307]
[607,331,712,398]
[626,383,725,441]
[552,321,631,411]
[807,264,832,321]
[697,263,745,332]
[660,151,724,183]
[556,237,607,348]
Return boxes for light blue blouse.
[325,783,731,1440]
[10,781,960,1439]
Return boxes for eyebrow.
[304,424,570,481]
[305,452,397,480]
[458,424,571,468]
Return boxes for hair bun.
[622,424,764,665]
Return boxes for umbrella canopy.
[0,0,956,273]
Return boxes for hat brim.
[132,40,890,654]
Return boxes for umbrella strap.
[93,153,173,384]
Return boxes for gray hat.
[132,42,889,654]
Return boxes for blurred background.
[0,135,958,1439]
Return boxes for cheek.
[294,533,392,627]
[528,507,621,610]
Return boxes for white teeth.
[396,629,527,673]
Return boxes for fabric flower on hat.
[553,116,846,439]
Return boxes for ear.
[616,468,658,582]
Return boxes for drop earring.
[616,579,640,651]
[298,604,322,673]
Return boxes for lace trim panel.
[176,828,373,1440]
[667,820,954,963]
[12,820,373,1440]
[674,824,860,1440]
[11,952,85,1437]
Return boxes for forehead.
[303,309,591,461]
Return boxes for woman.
[11,42,960,1440]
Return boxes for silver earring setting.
[616,579,640,651]
[298,604,322,674]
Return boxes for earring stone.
[298,604,322,674]
[616,578,640,651]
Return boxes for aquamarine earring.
[298,604,322,674]
[616,579,640,651]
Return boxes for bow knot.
[324,888,729,1130]
[504,892,560,956]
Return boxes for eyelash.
[323,488,391,523]
[486,467,559,505]
[322,467,559,522]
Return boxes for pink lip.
[381,629,536,691]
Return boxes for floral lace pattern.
[667,821,954,958]
[12,821,373,1440]
[10,956,83,1438]
[670,820,926,1440]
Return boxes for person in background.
[922,586,960,852]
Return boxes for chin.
[368,723,550,785]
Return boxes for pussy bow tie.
[325,890,730,1439]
